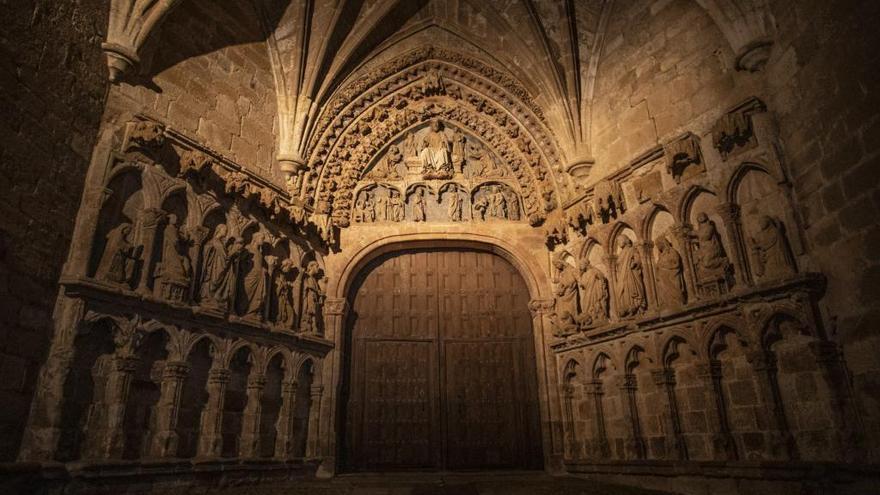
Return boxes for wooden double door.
[343,248,543,471]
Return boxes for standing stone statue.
[452,130,467,172]
[275,259,298,328]
[239,232,268,319]
[155,214,191,302]
[300,261,324,334]
[693,212,732,287]
[552,255,580,322]
[615,237,647,317]
[505,190,521,221]
[199,224,240,309]
[353,193,368,223]
[389,192,405,222]
[578,259,609,322]
[488,186,508,219]
[447,189,462,222]
[654,237,686,308]
[474,195,489,220]
[412,188,426,222]
[95,223,140,285]
[403,132,419,158]
[419,120,452,177]
[750,215,796,281]
[364,192,376,223]
[375,191,389,222]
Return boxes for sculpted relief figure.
[655,238,686,308]
[389,191,405,222]
[155,214,191,303]
[403,132,419,158]
[452,130,467,173]
[578,259,609,322]
[615,237,647,317]
[750,215,796,281]
[553,255,580,321]
[473,195,488,221]
[552,255,583,337]
[239,232,269,320]
[505,190,521,221]
[693,213,733,291]
[300,261,324,334]
[446,189,463,222]
[487,186,509,219]
[420,120,453,179]
[374,191,389,222]
[411,188,427,222]
[199,224,242,309]
[95,223,140,286]
[275,258,299,328]
[353,193,368,223]
[371,145,402,180]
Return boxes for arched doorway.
[341,247,543,471]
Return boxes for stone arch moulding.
[303,51,566,227]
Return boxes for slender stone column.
[604,254,619,320]
[239,374,267,458]
[187,225,210,302]
[638,241,658,311]
[621,373,646,459]
[19,295,84,461]
[809,341,866,462]
[84,355,140,459]
[136,208,166,294]
[274,380,299,459]
[716,203,752,287]
[748,350,797,460]
[197,368,231,458]
[305,385,324,458]
[148,361,190,458]
[698,361,738,460]
[561,384,577,459]
[529,298,564,466]
[670,225,698,301]
[652,369,688,460]
[588,380,610,458]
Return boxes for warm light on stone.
[1,1,878,494]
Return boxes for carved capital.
[139,208,167,229]
[247,374,267,390]
[715,202,741,223]
[162,361,190,379]
[207,368,231,384]
[528,298,555,316]
[179,149,214,177]
[124,120,165,152]
[323,298,349,317]
[652,369,676,386]
[103,0,183,82]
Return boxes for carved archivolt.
[306,47,554,159]
[312,92,558,228]
[303,51,565,228]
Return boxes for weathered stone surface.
[2,1,879,494]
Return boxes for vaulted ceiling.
[104,0,774,190]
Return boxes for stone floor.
[200,473,670,495]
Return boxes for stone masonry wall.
[107,0,278,182]
[0,0,109,460]
[590,0,761,177]
[763,0,880,461]
[589,0,880,463]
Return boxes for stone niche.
[17,117,333,474]
[547,98,863,470]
